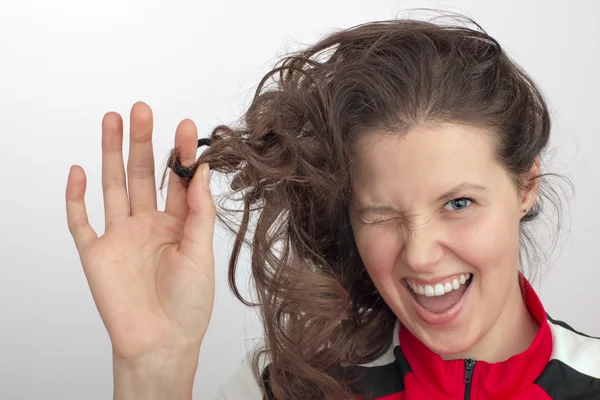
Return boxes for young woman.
[65,14,600,400]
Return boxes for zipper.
[464,359,476,400]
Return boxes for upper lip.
[403,272,471,286]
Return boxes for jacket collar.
[397,276,552,398]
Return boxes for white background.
[1,0,599,399]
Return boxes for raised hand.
[65,102,216,396]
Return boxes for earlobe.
[520,156,541,215]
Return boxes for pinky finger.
[66,165,98,255]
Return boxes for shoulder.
[546,313,600,374]
[215,322,403,400]
[535,314,600,398]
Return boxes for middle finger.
[127,102,157,214]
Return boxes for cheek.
[448,209,521,272]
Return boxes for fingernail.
[202,163,210,187]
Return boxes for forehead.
[350,122,502,204]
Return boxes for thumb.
[179,163,216,265]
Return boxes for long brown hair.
[160,11,564,399]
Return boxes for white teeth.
[408,273,471,297]
[424,285,435,297]
[434,284,445,296]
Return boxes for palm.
[81,213,212,360]
[66,102,215,362]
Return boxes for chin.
[415,324,481,358]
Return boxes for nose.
[402,221,444,272]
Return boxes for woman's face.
[349,122,537,357]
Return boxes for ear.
[520,156,541,218]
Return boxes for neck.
[443,272,539,363]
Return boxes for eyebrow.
[354,183,488,216]
[435,182,487,202]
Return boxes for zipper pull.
[464,359,475,383]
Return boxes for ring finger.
[165,119,198,221]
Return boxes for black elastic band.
[197,138,211,148]
[167,137,211,179]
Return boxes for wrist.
[113,347,200,400]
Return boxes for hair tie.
[168,137,211,180]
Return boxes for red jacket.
[216,280,600,399]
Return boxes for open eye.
[443,197,473,211]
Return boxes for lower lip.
[403,277,473,326]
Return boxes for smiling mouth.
[404,274,473,314]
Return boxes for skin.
[349,122,541,362]
[66,103,216,398]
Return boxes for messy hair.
[161,11,564,400]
